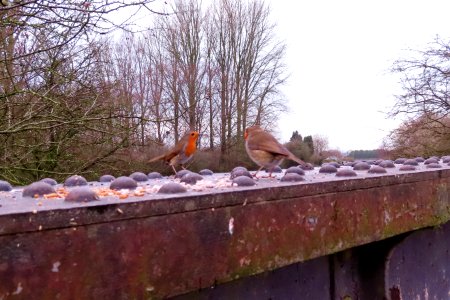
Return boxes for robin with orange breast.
[244,125,306,177]
[149,131,200,174]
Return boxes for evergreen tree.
[290,131,302,143]
[304,136,314,154]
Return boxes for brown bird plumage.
[149,131,200,174]
[244,125,306,177]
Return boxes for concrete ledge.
[0,168,450,298]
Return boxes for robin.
[244,125,306,177]
[149,131,200,174]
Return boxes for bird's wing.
[148,154,166,163]
[248,130,306,166]
[248,131,291,156]
[174,133,190,152]
[149,133,189,163]
[149,148,179,164]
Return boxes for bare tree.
[390,36,450,128]
[206,0,288,160]
[388,36,450,156]
[144,30,172,144]
[0,0,290,180]
[203,11,220,149]
[313,134,329,156]
[152,0,206,144]
[0,1,168,183]
[385,114,450,157]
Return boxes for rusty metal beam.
[385,221,450,299]
[0,169,449,298]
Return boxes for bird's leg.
[260,171,277,179]
[252,166,264,179]
[259,167,278,179]
[171,165,178,175]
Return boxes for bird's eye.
[191,132,195,136]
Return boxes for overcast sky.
[265,1,450,151]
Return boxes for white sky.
[268,0,450,151]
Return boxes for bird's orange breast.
[184,137,197,157]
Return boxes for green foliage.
[303,135,314,154]
[283,132,313,167]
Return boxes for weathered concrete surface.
[0,169,449,298]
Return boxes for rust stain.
[0,171,449,298]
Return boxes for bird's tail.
[148,154,166,163]
[288,154,306,167]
